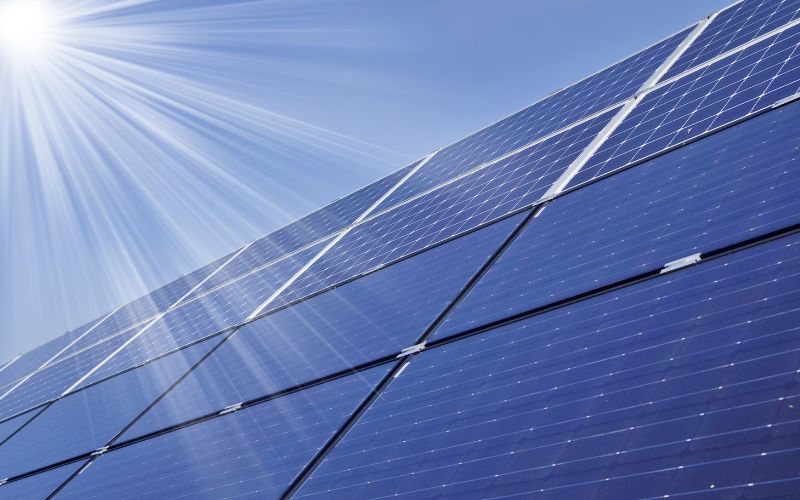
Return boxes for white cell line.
[244,150,437,321]
[0,305,122,404]
[60,241,255,397]
[544,13,718,197]
[0,355,21,376]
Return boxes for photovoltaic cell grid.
[295,233,800,499]
[0,324,87,389]
[3,1,800,498]
[435,99,800,340]
[122,216,525,440]
[181,163,417,301]
[274,110,615,309]
[79,238,330,388]
[376,28,691,210]
[664,0,800,79]
[0,339,218,482]
[570,21,800,186]
[56,366,392,500]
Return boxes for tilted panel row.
[437,99,800,339]
[295,232,800,499]
[272,110,616,310]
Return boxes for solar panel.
[273,111,615,309]
[434,99,800,340]
[122,217,525,440]
[0,461,86,500]
[56,365,392,499]
[4,3,800,498]
[78,238,330,388]
[664,0,800,79]
[377,29,692,210]
[0,334,130,422]
[0,338,217,481]
[570,22,800,187]
[293,232,800,499]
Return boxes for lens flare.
[0,0,58,62]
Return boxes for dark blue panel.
[182,164,415,301]
[0,409,38,445]
[80,239,327,388]
[665,0,800,79]
[294,234,800,499]
[437,100,800,339]
[56,251,234,360]
[0,339,217,480]
[378,29,691,209]
[124,217,523,440]
[572,23,800,186]
[58,365,392,500]
[274,111,615,309]
[0,461,85,500]
[0,334,129,422]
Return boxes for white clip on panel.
[661,253,702,274]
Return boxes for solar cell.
[180,164,416,302]
[293,233,800,499]
[0,334,129,422]
[571,22,800,187]
[78,238,329,388]
[0,338,217,481]
[435,100,800,340]
[665,0,800,79]
[273,110,615,309]
[377,29,692,210]
[57,365,393,499]
[123,216,524,440]
[0,461,86,500]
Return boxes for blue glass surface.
[0,409,38,446]
[58,365,392,499]
[0,334,129,422]
[378,29,692,210]
[182,164,415,301]
[572,23,800,186]
[274,111,615,309]
[0,339,217,481]
[124,217,523,440]
[56,251,234,360]
[0,461,85,500]
[295,234,800,499]
[80,239,327,387]
[665,0,800,79]
[437,101,800,339]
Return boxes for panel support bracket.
[91,446,109,457]
[661,253,702,274]
[397,343,426,358]
[220,402,243,415]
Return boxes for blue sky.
[1,0,731,355]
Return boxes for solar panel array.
[1,1,799,498]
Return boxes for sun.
[0,0,59,62]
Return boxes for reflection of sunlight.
[0,0,407,342]
[0,0,58,61]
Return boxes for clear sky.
[1,0,732,356]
